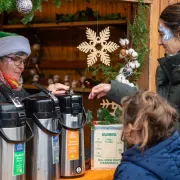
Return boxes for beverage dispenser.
[24,83,61,180]
[57,94,86,178]
[0,83,34,180]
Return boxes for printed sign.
[66,130,79,160]
[52,135,59,164]
[91,125,124,170]
[13,143,25,176]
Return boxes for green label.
[13,144,25,176]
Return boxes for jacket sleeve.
[113,163,158,180]
[106,80,138,105]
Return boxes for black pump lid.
[56,94,82,115]
[23,96,54,118]
[0,102,26,128]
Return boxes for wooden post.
[148,0,161,91]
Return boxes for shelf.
[120,0,152,3]
[23,84,91,93]
[2,20,127,29]
[37,60,87,69]
[26,60,87,69]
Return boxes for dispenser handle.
[32,113,62,136]
[0,121,34,144]
[59,107,87,130]
[32,82,59,105]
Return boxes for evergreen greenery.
[128,0,149,84]
[86,108,121,128]
[0,0,63,24]
[86,0,149,86]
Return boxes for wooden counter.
[60,169,115,180]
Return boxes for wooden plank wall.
[20,1,131,85]
[149,0,180,91]
[2,0,154,92]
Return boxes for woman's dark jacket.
[0,87,29,102]
[107,52,180,120]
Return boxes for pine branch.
[0,0,16,13]
[0,0,62,24]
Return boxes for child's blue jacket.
[114,131,180,180]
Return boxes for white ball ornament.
[16,0,33,14]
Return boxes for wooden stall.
[0,0,179,113]
[1,0,180,179]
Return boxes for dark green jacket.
[107,53,180,121]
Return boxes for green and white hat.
[0,31,31,57]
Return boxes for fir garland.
[0,0,62,24]
[128,0,149,84]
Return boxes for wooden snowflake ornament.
[77,27,119,67]
[100,99,121,116]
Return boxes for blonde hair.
[121,91,178,151]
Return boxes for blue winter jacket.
[113,131,180,180]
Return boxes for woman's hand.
[88,83,111,99]
[48,83,70,95]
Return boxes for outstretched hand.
[88,83,111,99]
[48,83,70,95]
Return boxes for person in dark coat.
[0,31,69,101]
[88,3,180,131]
[113,91,180,180]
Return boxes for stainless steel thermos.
[57,94,86,178]
[24,83,61,180]
[0,83,34,180]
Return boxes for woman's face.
[0,54,28,81]
[158,20,180,55]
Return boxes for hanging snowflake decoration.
[77,27,119,67]
[100,99,121,116]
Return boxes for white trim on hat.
[0,35,31,57]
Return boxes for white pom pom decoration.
[125,39,129,46]
[16,0,33,14]
[119,38,126,46]
[134,60,140,68]
[115,74,126,82]
[132,51,138,58]
[128,62,136,69]
[117,38,140,87]
[128,48,135,55]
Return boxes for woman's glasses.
[5,56,29,67]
